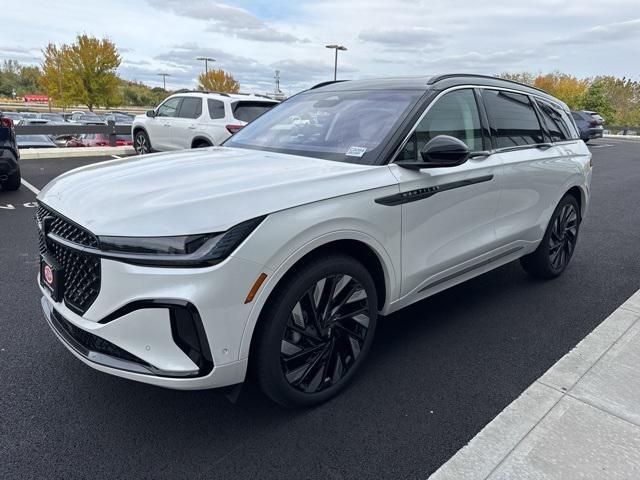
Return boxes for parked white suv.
[132,91,278,154]
[38,75,591,407]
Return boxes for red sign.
[24,95,49,103]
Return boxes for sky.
[2,0,640,95]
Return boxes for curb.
[603,134,640,141]
[19,146,135,160]
[429,288,640,480]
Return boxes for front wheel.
[134,130,151,155]
[520,194,580,278]
[253,254,378,407]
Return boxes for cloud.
[359,27,442,49]
[149,0,309,43]
[548,17,640,45]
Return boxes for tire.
[1,165,21,191]
[193,140,211,149]
[134,130,151,155]
[520,194,580,279]
[253,254,378,407]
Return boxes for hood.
[38,147,397,236]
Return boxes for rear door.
[484,89,571,247]
[150,96,182,150]
[171,97,203,149]
[388,88,502,297]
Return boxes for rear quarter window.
[232,101,277,123]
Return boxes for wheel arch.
[238,232,396,361]
[191,136,213,148]
[565,185,584,219]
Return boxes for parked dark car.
[70,112,106,125]
[104,112,134,125]
[571,110,604,143]
[0,111,21,191]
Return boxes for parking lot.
[1,138,639,479]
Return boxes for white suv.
[38,75,591,407]
[131,91,278,154]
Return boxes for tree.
[533,72,588,109]
[41,35,121,110]
[592,76,640,126]
[198,69,240,93]
[496,71,536,86]
[580,80,615,121]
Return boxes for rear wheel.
[520,194,580,278]
[134,130,150,155]
[254,254,378,407]
[193,140,211,148]
[1,165,21,191]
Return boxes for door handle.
[188,125,197,130]
[163,123,171,127]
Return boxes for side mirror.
[146,110,156,118]
[398,135,470,170]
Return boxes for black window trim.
[388,84,579,165]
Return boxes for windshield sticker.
[346,146,367,157]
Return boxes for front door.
[151,96,182,150]
[389,88,502,297]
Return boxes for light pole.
[157,73,170,91]
[196,56,215,76]
[325,44,347,81]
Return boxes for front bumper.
[39,254,269,389]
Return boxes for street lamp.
[196,56,215,76]
[325,44,347,81]
[157,73,170,91]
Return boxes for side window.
[208,99,226,120]
[156,97,181,118]
[483,90,544,148]
[177,97,202,119]
[536,99,572,142]
[399,89,484,161]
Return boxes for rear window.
[178,97,202,119]
[232,101,277,123]
[483,90,544,148]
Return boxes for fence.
[14,121,132,147]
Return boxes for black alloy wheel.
[548,203,578,271]
[520,194,581,278]
[254,254,378,407]
[280,274,370,394]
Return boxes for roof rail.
[427,74,549,95]
[173,89,230,97]
[310,80,349,90]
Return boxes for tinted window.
[208,100,225,120]
[232,101,277,123]
[156,97,181,117]
[399,89,483,162]
[483,90,544,148]
[536,99,571,142]
[178,97,202,119]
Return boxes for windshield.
[224,89,422,164]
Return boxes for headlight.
[97,216,265,267]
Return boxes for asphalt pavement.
[1,140,639,479]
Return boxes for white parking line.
[111,154,122,159]
[21,178,41,195]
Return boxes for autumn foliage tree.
[41,35,121,110]
[533,72,589,110]
[198,69,240,93]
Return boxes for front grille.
[37,203,101,314]
[51,309,148,366]
[36,204,99,248]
